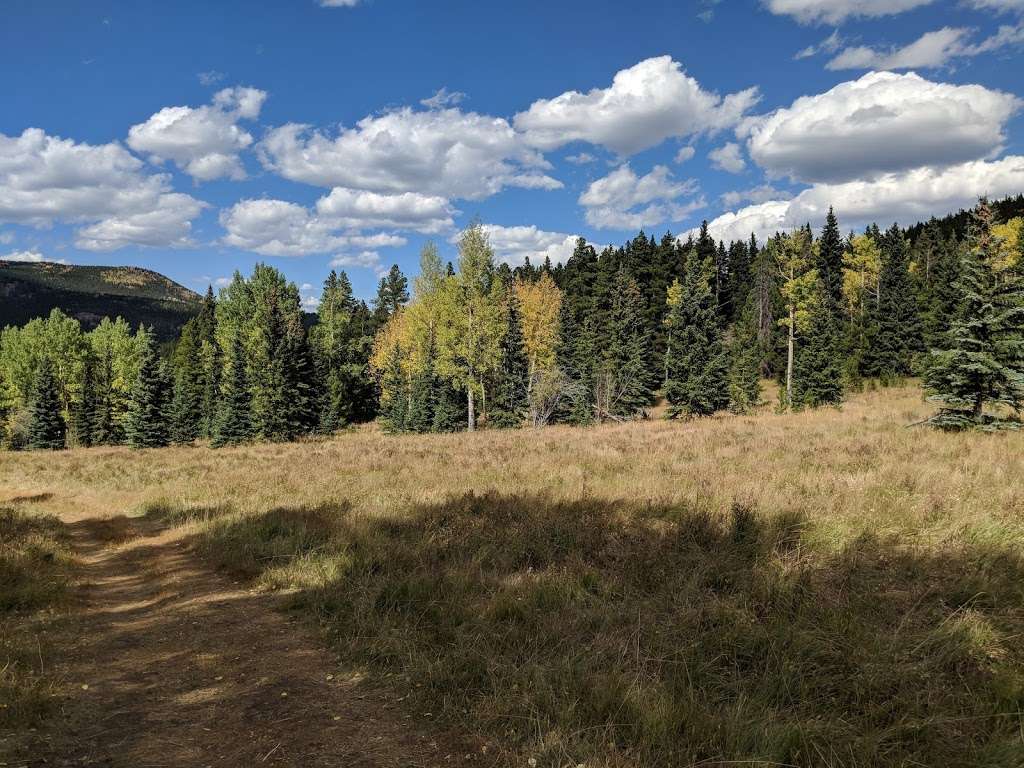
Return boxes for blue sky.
[2,0,1023,308]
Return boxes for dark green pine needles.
[665,256,729,418]
[27,357,66,450]
[125,327,172,448]
[926,199,1024,430]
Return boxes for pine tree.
[554,298,591,424]
[73,354,97,447]
[792,282,844,408]
[170,322,204,444]
[490,295,529,428]
[91,346,118,446]
[372,265,410,329]
[597,269,652,419]
[27,357,66,450]
[926,199,1024,430]
[915,224,962,348]
[728,297,762,413]
[379,341,408,433]
[664,256,730,418]
[211,331,252,447]
[405,336,436,433]
[125,328,171,448]
[816,207,845,312]
[869,224,923,378]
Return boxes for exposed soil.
[3,510,476,767]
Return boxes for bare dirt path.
[6,511,474,768]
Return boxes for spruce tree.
[816,207,845,312]
[728,297,762,413]
[73,354,97,447]
[597,269,652,418]
[405,336,437,433]
[211,331,252,447]
[925,199,1024,430]
[27,357,66,450]
[379,341,408,433]
[554,298,592,424]
[792,282,844,408]
[125,328,171,448]
[91,347,118,446]
[664,256,730,418]
[372,265,409,329]
[170,322,204,444]
[490,295,529,428]
[916,224,962,348]
[869,224,923,378]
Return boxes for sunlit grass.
[3,383,1024,765]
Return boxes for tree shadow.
[234,491,1024,768]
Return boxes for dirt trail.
[7,511,474,767]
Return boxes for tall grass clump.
[0,505,74,728]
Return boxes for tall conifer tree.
[212,330,252,447]
[664,257,730,418]
[490,295,529,428]
[125,328,171,448]
[869,224,923,377]
[926,199,1024,430]
[27,357,66,450]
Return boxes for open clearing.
[3,385,1024,766]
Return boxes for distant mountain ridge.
[0,261,203,340]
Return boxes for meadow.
[3,384,1024,766]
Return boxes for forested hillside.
[2,196,1023,450]
[0,261,202,341]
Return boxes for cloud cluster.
[472,224,588,267]
[514,56,759,156]
[258,108,560,201]
[0,128,205,251]
[826,24,1024,70]
[764,0,935,25]
[315,188,455,234]
[219,197,407,258]
[709,142,746,173]
[698,155,1024,243]
[579,164,704,230]
[741,71,1020,183]
[128,87,267,181]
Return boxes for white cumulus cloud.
[741,71,1021,183]
[697,155,1024,243]
[579,164,704,230]
[514,56,759,156]
[470,224,594,267]
[220,197,408,257]
[127,86,267,181]
[258,107,560,201]
[315,188,455,234]
[709,142,746,173]
[0,128,205,250]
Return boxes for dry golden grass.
[4,384,1020,545]
[3,383,1024,766]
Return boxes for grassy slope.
[0,261,202,340]
[3,385,1024,766]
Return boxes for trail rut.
[5,511,473,767]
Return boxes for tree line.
[1,197,1022,450]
